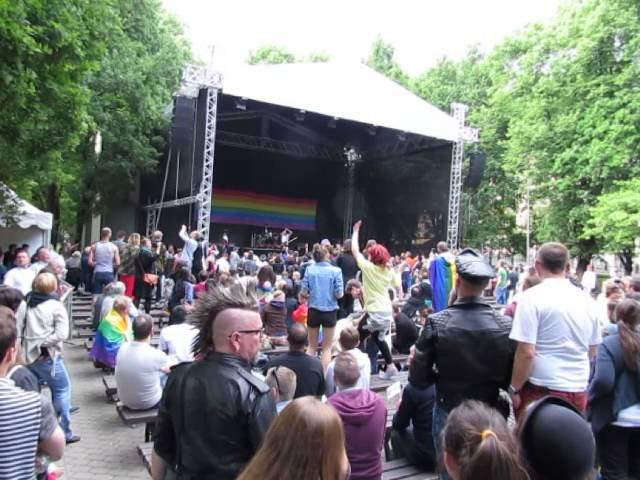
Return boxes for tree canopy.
[247,45,329,65]
[0,0,190,242]
[369,0,640,268]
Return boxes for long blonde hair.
[237,397,348,480]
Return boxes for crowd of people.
[0,220,639,480]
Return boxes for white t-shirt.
[115,341,168,410]
[159,324,198,363]
[3,267,36,295]
[510,278,601,392]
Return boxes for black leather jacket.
[415,296,515,412]
[154,352,277,480]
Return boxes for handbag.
[143,273,159,285]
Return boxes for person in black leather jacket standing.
[412,248,514,479]
[152,285,277,480]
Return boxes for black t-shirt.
[264,351,325,398]
[393,313,419,354]
[508,271,519,290]
[336,252,359,284]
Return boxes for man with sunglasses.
[152,286,277,480]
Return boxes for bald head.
[213,308,262,351]
[287,323,308,351]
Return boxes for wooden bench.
[102,375,118,402]
[382,458,435,479]
[116,402,158,442]
[137,442,153,475]
[370,371,409,393]
[378,354,409,366]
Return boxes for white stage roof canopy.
[221,62,459,143]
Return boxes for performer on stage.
[280,228,293,248]
[429,241,457,312]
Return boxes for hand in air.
[353,220,363,230]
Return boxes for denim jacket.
[301,262,343,311]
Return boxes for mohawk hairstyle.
[190,282,259,357]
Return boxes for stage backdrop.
[212,189,317,231]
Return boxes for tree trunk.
[618,250,633,276]
[46,183,61,248]
[576,255,591,279]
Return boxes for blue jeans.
[29,356,73,439]
[432,402,451,480]
[496,286,509,305]
[93,271,114,294]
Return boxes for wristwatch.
[508,385,520,396]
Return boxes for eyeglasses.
[228,327,265,338]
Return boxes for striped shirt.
[0,377,55,480]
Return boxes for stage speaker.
[465,152,486,188]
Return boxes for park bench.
[370,371,409,393]
[134,443,434,479]
[137,442,153,475]
[116,402,158,442]
[382,458,436,479]
[378,353,409,366]
[102,375,118,402]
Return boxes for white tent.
[222,62,459,142]
[0,187,53,251]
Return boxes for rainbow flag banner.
[212,189,317,231]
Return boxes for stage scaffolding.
[145,66,476,249]
[446,103,478,250]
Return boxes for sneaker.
[65,435,81,444]
[378,364,398,380]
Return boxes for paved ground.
[58,310,150,479]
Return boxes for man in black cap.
[412,248,514,479]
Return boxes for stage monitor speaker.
[465,152,486,188]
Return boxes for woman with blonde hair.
[23,272,81,443]
[118,233,141,298]
[238,396,350,480]
[90,295,132,370]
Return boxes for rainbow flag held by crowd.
[212,189,317,231]
[429,254,457,312]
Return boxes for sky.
[163,0,563,76]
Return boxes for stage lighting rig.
[368,125,377,136]
[295,109,306,122]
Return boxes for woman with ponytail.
[590,298,640,479]
[442,400,530,480]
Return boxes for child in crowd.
[442,400,529,480]
[292,291,309,325]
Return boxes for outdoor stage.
[140,63,462,252]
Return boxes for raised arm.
[351,220,362,258]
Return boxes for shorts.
[307,308,338,328]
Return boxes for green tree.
[75,0,191,228]
[365,36,409,86]
[0,1,111,214]
[247,45,296,65]
[306,51,330,63]
[583,179,640,274]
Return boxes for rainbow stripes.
[429,255,457,312]
[212,189,317,231]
